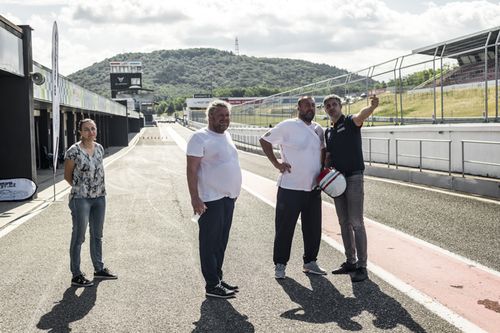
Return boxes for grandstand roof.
[412,26,500,59]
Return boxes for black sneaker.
[94,268,118,280]
[351,267,368,283]
[221,280,239,292]
[71,274,94,287]
[206,284,236,299]
[332,262,357,275]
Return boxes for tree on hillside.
[67,48,366,100]
[155,100,169,115]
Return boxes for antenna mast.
[235,37,240,56]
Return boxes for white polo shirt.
[261,119,325,191]
[186,128,242,202]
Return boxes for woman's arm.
[64,159,75,185]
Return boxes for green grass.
[347,86,498,119]
[192,86,499,127]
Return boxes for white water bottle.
[191,213,200,223]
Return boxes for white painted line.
[241,171,277,209]
[0,201,50,238]
[0,129,145,239]
[242,172,488,332]
[365,175,500,205]
[173,126,500,275]
[160,126,493,333]
[364,214,500,278]
[320,235,487,333]
[242,147,500,205]
[165,126,187,153]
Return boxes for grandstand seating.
[421,59,498,88]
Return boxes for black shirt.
[325,114,365,174]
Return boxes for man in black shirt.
[323,94,379,282]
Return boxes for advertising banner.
[0,178,37,202]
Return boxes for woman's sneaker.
[206,284,236,299]
[71,274,94,287]
[94,268,118,280]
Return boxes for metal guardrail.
[461,140,500,177]
[363,137,390,167]
[187,121,499,179]
[395,138,452,175]
[363,137,453,175]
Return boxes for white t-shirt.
[186,128,242,202]
[261,118,325,191]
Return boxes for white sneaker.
[303,261,327,275]
[275,263,286,279]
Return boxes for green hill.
[67,48,355,100]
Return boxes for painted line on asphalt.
[364,174,500,205]
[0,129,145,239]
[238,148,500,206]
[168,125,488,333]
[319,234,487,333]
[165,126,187,152]
[242,170,487,333]
[174,126,499,277]
[364,213,500,278]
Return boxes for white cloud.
[3,0,499,75]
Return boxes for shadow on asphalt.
[277,275,426,332]
[277,276,362,330]
[192,298,254,333]
[352,279,426,332]
[36,280,100,333]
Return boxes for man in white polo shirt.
[186,100,242,298]
[259,96,327,279]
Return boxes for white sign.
[0,178,37,201]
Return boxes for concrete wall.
[362,124,500,178]
[0,26,37,181]
[195,121,500,179]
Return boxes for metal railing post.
[369,139,372,165]
[419,140,422,172]
[448,141,451,176]
[462,140,465,177]
[484,32,492,122]
[395,139,399,169]
[440,45,446,123]
[387,139,390,168]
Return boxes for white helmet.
[317,168,346,198]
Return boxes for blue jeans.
[69,197,106,277]
[198,197,235,290]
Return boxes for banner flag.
[52,21,59,172]
[51,21,60,201]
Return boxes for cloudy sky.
[2,0,500,75]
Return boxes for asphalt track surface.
[0,123,498,332]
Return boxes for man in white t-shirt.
[186,100,242,299]
[259,96,327,279]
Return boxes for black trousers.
[198,197,235,290]
[273,187,322,265]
